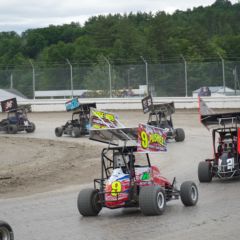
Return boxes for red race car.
[77,127,198,216]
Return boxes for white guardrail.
[11,96,240,112]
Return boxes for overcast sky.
[0,0,239,33]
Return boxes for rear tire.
[72,127,81,138]
[55,127,63,137]
[198,161,212,182]
[77,188,102,216]
[139,186,166,216]
[180,181,198,206]
[175,128,185,142]
[0,221,14,240]
[7,125,17,134]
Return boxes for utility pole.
[103,55,112,98]
[29,59,35,99]
[180,54,188,97]
[66,59,73,98]
[140,56,149,95]
[217,53,226,95]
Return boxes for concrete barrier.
[11,96,240,112]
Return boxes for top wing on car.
[90,124,168,153]
[90,108,125,129]
[142,95,175,116]
[65,98,96,113]
[90,127,138,146]
[200,112,240,129]
[151,102,175,116]
[198,97,240,129]
[0,98,18,112]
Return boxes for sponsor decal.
[91,108,121,129]
[137,123,167,152]
[1,98,17,112]
[65,98,80,111]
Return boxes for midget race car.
[198,97,240,182]
[142,95,185,142]
[77,120,198,216]
[55,99,96,138]
[0,221,14,240]
[0,98,35,134]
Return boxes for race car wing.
[198,97,240,129]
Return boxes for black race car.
[198,97,240,182]
[141,95,185,142]
[0,107,35,134]
[55,102,96,138]
[0,221,14,240]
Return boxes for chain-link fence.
[0,60,239,99]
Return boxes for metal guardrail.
[0,96,234,112]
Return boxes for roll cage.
[94,146,151,192]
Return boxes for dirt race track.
[0,110,240,240]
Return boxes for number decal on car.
[227,158,234,170]
[111,181,121,196]
[141,131,149,149]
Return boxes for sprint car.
[0,98,35,134]
[198,97,240,182]
[55,99,96,138]
[142,95,185,142]
[77,127,198,216]
[0,221,14,240]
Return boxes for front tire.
[139,186,166,216]
[198,161,212,182]
[26,122,36,133]
[0,221,14,240]
[180,181,198,206]
[77,188,102,216]
[175,128,185,142]
[55,127,63,137]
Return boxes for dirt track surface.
[0,110,240,240]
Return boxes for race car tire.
[7,125,17,134]
[139,185,166,216]
[180,181,198,206]
[0,221,14,240]
[175,128,185,142]
[198,161,212,182]
[26,122,36,133]
[72,127,81,138]
[55,127,63,137]
[77,188,102,216]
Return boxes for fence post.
[66,59,74,98]
[180,55,188,97]
[29,59,35,99]
[217,53,226,95]
[140,56,149,95]
[103,56,112,98]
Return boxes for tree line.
[0,0,240,97]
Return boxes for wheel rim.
[0,226,11,240]
[190,185,198,201]
[157,191,164,209]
